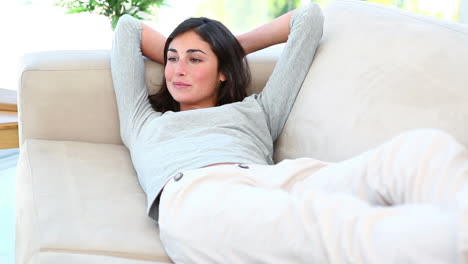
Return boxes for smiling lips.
[173,82,191,89]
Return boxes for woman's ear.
[219,72,227,82]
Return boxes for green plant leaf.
[66,5,90,13]
[132,14,143,20]
[59,0,169,30]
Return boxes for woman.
[111,3,467,263]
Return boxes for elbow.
[291,2,325,38]
[114,14,140,35]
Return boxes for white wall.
[460,0,468,23]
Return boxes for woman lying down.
[111,3,467,263]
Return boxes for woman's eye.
[190,58,201,63]
[167,57,178,62]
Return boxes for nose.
[175,60,186,76]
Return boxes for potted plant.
[56,0,168,30]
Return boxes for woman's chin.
[175,99,197,109]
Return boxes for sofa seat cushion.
[16,139,172,264]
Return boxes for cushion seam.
[40,247,172,263]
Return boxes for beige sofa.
[16,0,468,263]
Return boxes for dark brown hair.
[149,17,251,112]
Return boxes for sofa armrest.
[19,50,123,145]
[18,47,281,146]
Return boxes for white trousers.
[159,129,468,263]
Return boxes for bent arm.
[255,3,324,141]
[237,10,294,55]
[141,23,167,64]
[111,15,160,147]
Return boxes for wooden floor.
[0,89,18,149]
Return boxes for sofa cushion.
[275,0,468,162]
[15,139,172,263]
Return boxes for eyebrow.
[168,48,206,54]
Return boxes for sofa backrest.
[18,46,281,145]
[274,0,468,162]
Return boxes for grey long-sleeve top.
[110,3,324,221]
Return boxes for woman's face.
[165,30,226,111]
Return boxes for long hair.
[149,17,251,112]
